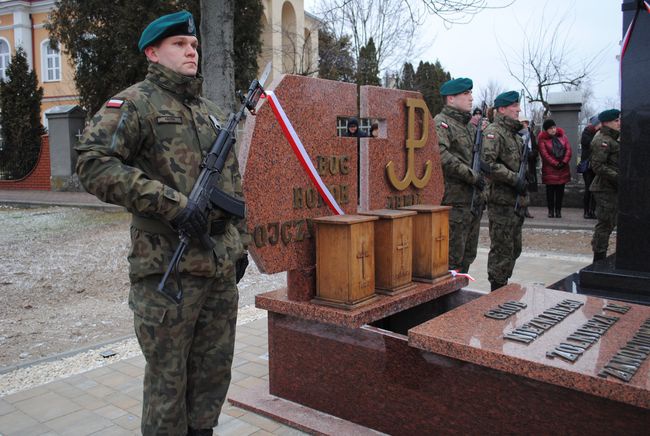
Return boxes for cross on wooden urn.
[311,214,379,309]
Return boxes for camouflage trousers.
[591,192,617,254]
[448,204,483,273]
[129,274,238,435]
[487,204,524,286]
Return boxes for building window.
[41,40,61,82]
[0,39,10,81]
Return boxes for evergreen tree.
[318,27,355,82]
[0,48,45,179]
[46,0,262,116]
[397,62,416,90]
[414,60,450,116]
[356,37,381,86]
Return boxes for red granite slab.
[255,274,468,329]
[239,75,358,273]
[409,283,650,409]
[263,310,649,435]
[359,85,444,211]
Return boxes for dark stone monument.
[554,0,650,304]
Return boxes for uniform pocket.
[128,278,169,325]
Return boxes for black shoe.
[555,211,562,218]
[587,212,597,219]
[584,212,590,219]
[548,211,554,218]
[490,282,506,292]
[593,252,607,262]
[525,211,534,218]
[188,429,213,436]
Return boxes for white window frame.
[41,39,61,82]
[0,38,10,81]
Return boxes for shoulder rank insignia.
[601,142,608,148]
[440,122,449,129]
[486,133,495,139]
[106,99,125,109]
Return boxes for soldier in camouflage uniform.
[75,11,250,436]
[481,91,528,291]
[590,109,620,263]
[435,78,486,274]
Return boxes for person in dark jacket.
[538,119,572,218]
[579,115,600,219]
[345,117,368,137]
[518,117,538,218]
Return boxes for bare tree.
[201,0,236,113]
[317,0,513,77]
[498,3,605,116]
[476,79,504,108]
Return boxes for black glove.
[556,162,565,169]
[474,174,486,191]
[235,253,249,284]
[514,178,527,195]
[170,199,208,240]
[479,160,492,175]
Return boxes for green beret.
[598,109,620,122]
[440,78,473,96]
[138,11,196,52]
[494,91,520,108]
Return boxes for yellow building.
[0,0,318,126]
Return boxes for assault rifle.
[157,63,271,304]
[470,102,489,217]
[514,132,530,217]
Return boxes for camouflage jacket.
[589,126,619,193]
[434,106,477,205]
[76,62,251,281]
[481,112,528,207]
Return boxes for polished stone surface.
[409,284,650,409]
[579,254,650,299]
[255,274,467,329]
[619,0,650,273]
[239,75,358,274]
[265,308,649,435]
[359,86,444,211]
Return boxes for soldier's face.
[500,102,520,120]
[448,91,473,112]
[145,35,199,77]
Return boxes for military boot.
[187,428,213,436]
[490,281,506,292]
[593,252,607,263]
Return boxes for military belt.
[130,214,229,237]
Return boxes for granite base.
[239,288,649,435]
[579,254,650,299]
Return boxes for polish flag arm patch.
[486,133,495,139]
[440,122,449,129]
[601,142,608,148]
[106,99,125,108]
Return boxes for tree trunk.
[201,0,235,113]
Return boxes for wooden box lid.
[359,209,417,220]
[401,205,451,213]
[312,214,378,225]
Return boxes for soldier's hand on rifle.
[171,199,208,240]
[474,174,486,191]
[235,252,249,284]
[514,178,527,195]
[479,160,492,175]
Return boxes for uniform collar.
[146,62,203,99]
[494,112,523,133]
[601,125,620,140]
[442,105,471,125]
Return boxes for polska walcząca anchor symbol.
[386,98,433,190]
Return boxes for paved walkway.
[0,190,598,435]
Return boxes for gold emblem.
[386,98,433,190]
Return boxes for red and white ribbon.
[449,269,476,282]
[261,90,344,215]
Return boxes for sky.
[303,0,623,116]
